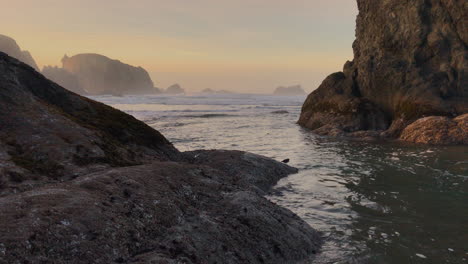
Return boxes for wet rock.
[187,150,298,193]
[299,0,467,144]
[400,114,468,145]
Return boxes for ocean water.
[92,94,468,264]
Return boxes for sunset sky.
[2,0,358,93]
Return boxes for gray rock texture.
[0,34,39,71]
[299,0,467,144]
[61,54,159,95]
[0,52,321,263]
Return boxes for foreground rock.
[58,53,161,95]
[0,52,321,263]
[0,34,39,70]
[274,85,306,96]
[299,0,467,144]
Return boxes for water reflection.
[270,135,468,264]
[94,94,468,264]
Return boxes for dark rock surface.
[61,54,160,95]
[0,34,39,71]
[165,84,186,94]
[299,0,467,144]
[0,53,321,263]
[274,85,306,96]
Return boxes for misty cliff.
[61,53,160,95]
[42,66,87,95]
[0,34,39,70]
[298,0,467,144]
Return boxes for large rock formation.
[0,34,39,71]
[61,54,160,95]
[274,85,306,96]
[0,52,321,263]
[165,83,186,94]
[299,0,467,144]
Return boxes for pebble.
[415,253,427,259]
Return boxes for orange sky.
[2,0,358,93]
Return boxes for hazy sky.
[2,0,358,93]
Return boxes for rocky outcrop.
[0,34,39,70]
[0,52,177,196]
[0,52,321,263]
[299,0,467,144]
[274,85,306,96]
[165,83,186,94]
[61,54,160,95]
[400,114,468,145]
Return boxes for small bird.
[281,158,290,164]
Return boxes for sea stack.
[165,83,186,94]
[0,34,39,71]
[298,0,467,144]
[59,53,160,95]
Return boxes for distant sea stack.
[54,53,160,95]
[201,88,233,94]
[274,85,306,96]
[164,83,185,94]
[298,0,467,144]
[0,34,39,71]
